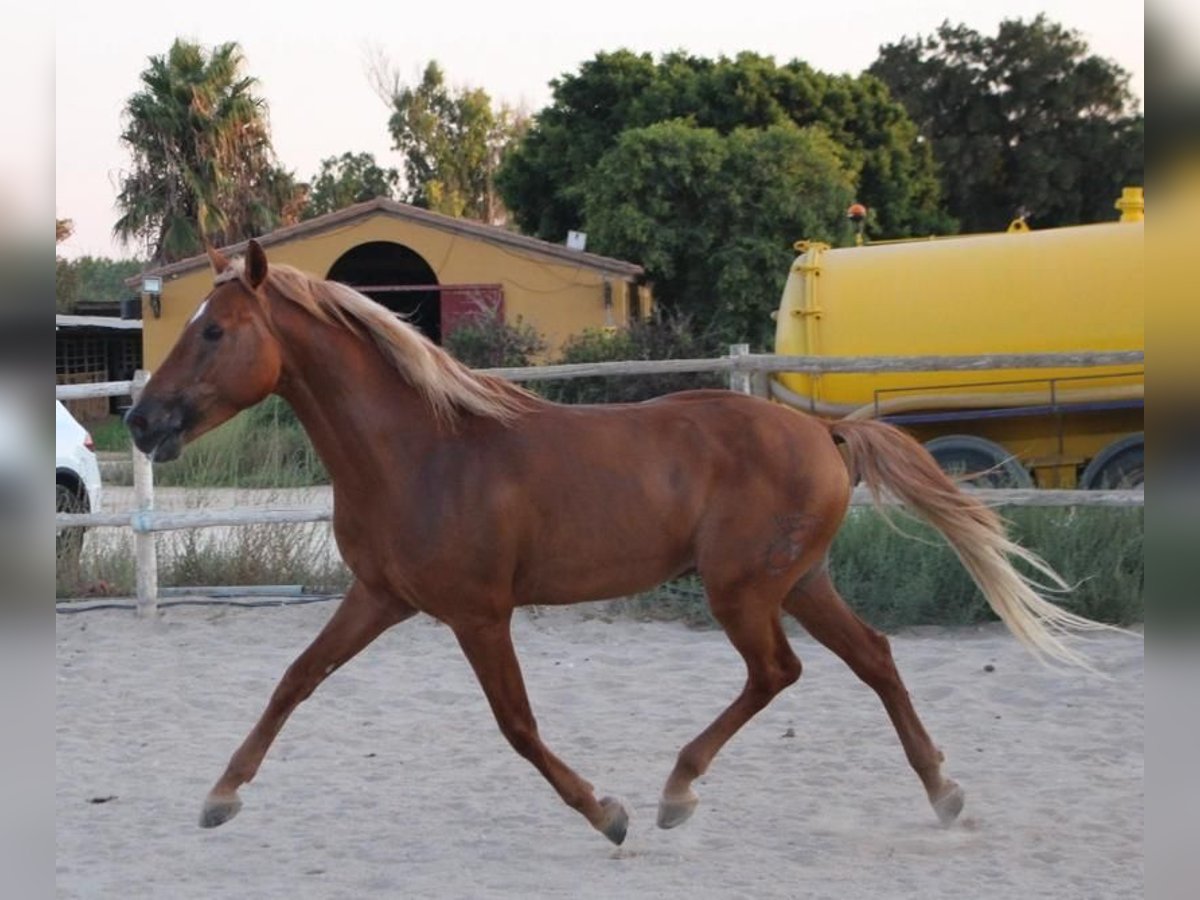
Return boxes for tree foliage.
[70,257,145,304]
[381,60,526,222]
[303,152,399,219]
[582,121,855,345]
[55,217,145,312]
[870,15,1144,232]
[539,313,724,405]
[114,39,305,262]
[497,50,949,244]
[56,220,78,313]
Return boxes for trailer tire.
[923,435,1034,489]
[1080,433,1143,490]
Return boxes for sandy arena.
[56,602,1142,899]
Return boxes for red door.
[440,284,505,338]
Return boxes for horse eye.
[202,323,224,342]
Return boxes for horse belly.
[516,496,699,606]
[520,549,693,607]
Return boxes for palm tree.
[114,39,304,262]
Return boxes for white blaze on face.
[188,299,209,325]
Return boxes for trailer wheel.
[1080,433,1143,490]
[923,435,1033,489]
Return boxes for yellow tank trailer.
[772,189,1144,488]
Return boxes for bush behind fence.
[610,506,1143,629]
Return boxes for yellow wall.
[142,213,642,369]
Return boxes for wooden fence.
[56,349,1145,615]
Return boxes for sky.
[50,0,1154,261]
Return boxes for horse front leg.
[200,581,415,827]
[452,616,629,845]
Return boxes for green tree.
[114,39,305,262]
[541,313,724,405]
[382,60,526,222]
[71,257,146,304]
[55,219,78,313]
[497,50,948,243]
[303,152,399,219]
[582,121,855,345]
[870,15,1144,232]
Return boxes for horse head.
[125,239,283,462]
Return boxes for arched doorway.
[326,241,441,342]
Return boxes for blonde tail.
[829,419,1113,668]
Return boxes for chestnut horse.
[127,240,1104,846]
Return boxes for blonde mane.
[220,260,536,425]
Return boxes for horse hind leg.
[783,567,964,825]
[201,581,414,828]
[658,592,802,829]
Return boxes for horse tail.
[828,418,1110,668]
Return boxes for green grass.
[89,415,132,453]
[94,397,329,489]
[828,506,1143,629]
[151,408,326,488]
[612,506,1143,630]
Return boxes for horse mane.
[218,260,536,425]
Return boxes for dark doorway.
[326,242,441,342]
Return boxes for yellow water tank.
[773,195,1144,488]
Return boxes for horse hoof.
[200,791,243,828]
[656,790,699,829]
[932,780,965,826]
[598,796,629,845]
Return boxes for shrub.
[538,313,725,404]
[828,506,1143,629]
[443,304,547,368]
[610,506,1143,630]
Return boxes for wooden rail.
[479,350,1144,382]
[54,485,1142,535]
[56,380,136,400]
[60,350,1143,400]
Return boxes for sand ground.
[56,603,1142,899]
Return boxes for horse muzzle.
[124,398,192,463]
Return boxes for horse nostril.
[125,410,148,438]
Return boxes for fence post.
[130,370,158,617]
[729,344,752,395]
[752,370,771,398]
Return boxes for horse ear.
[245,239,269,289]
[205,240,231,274]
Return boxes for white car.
[56,400,103,560]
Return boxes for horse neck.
[269,297,442,486]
